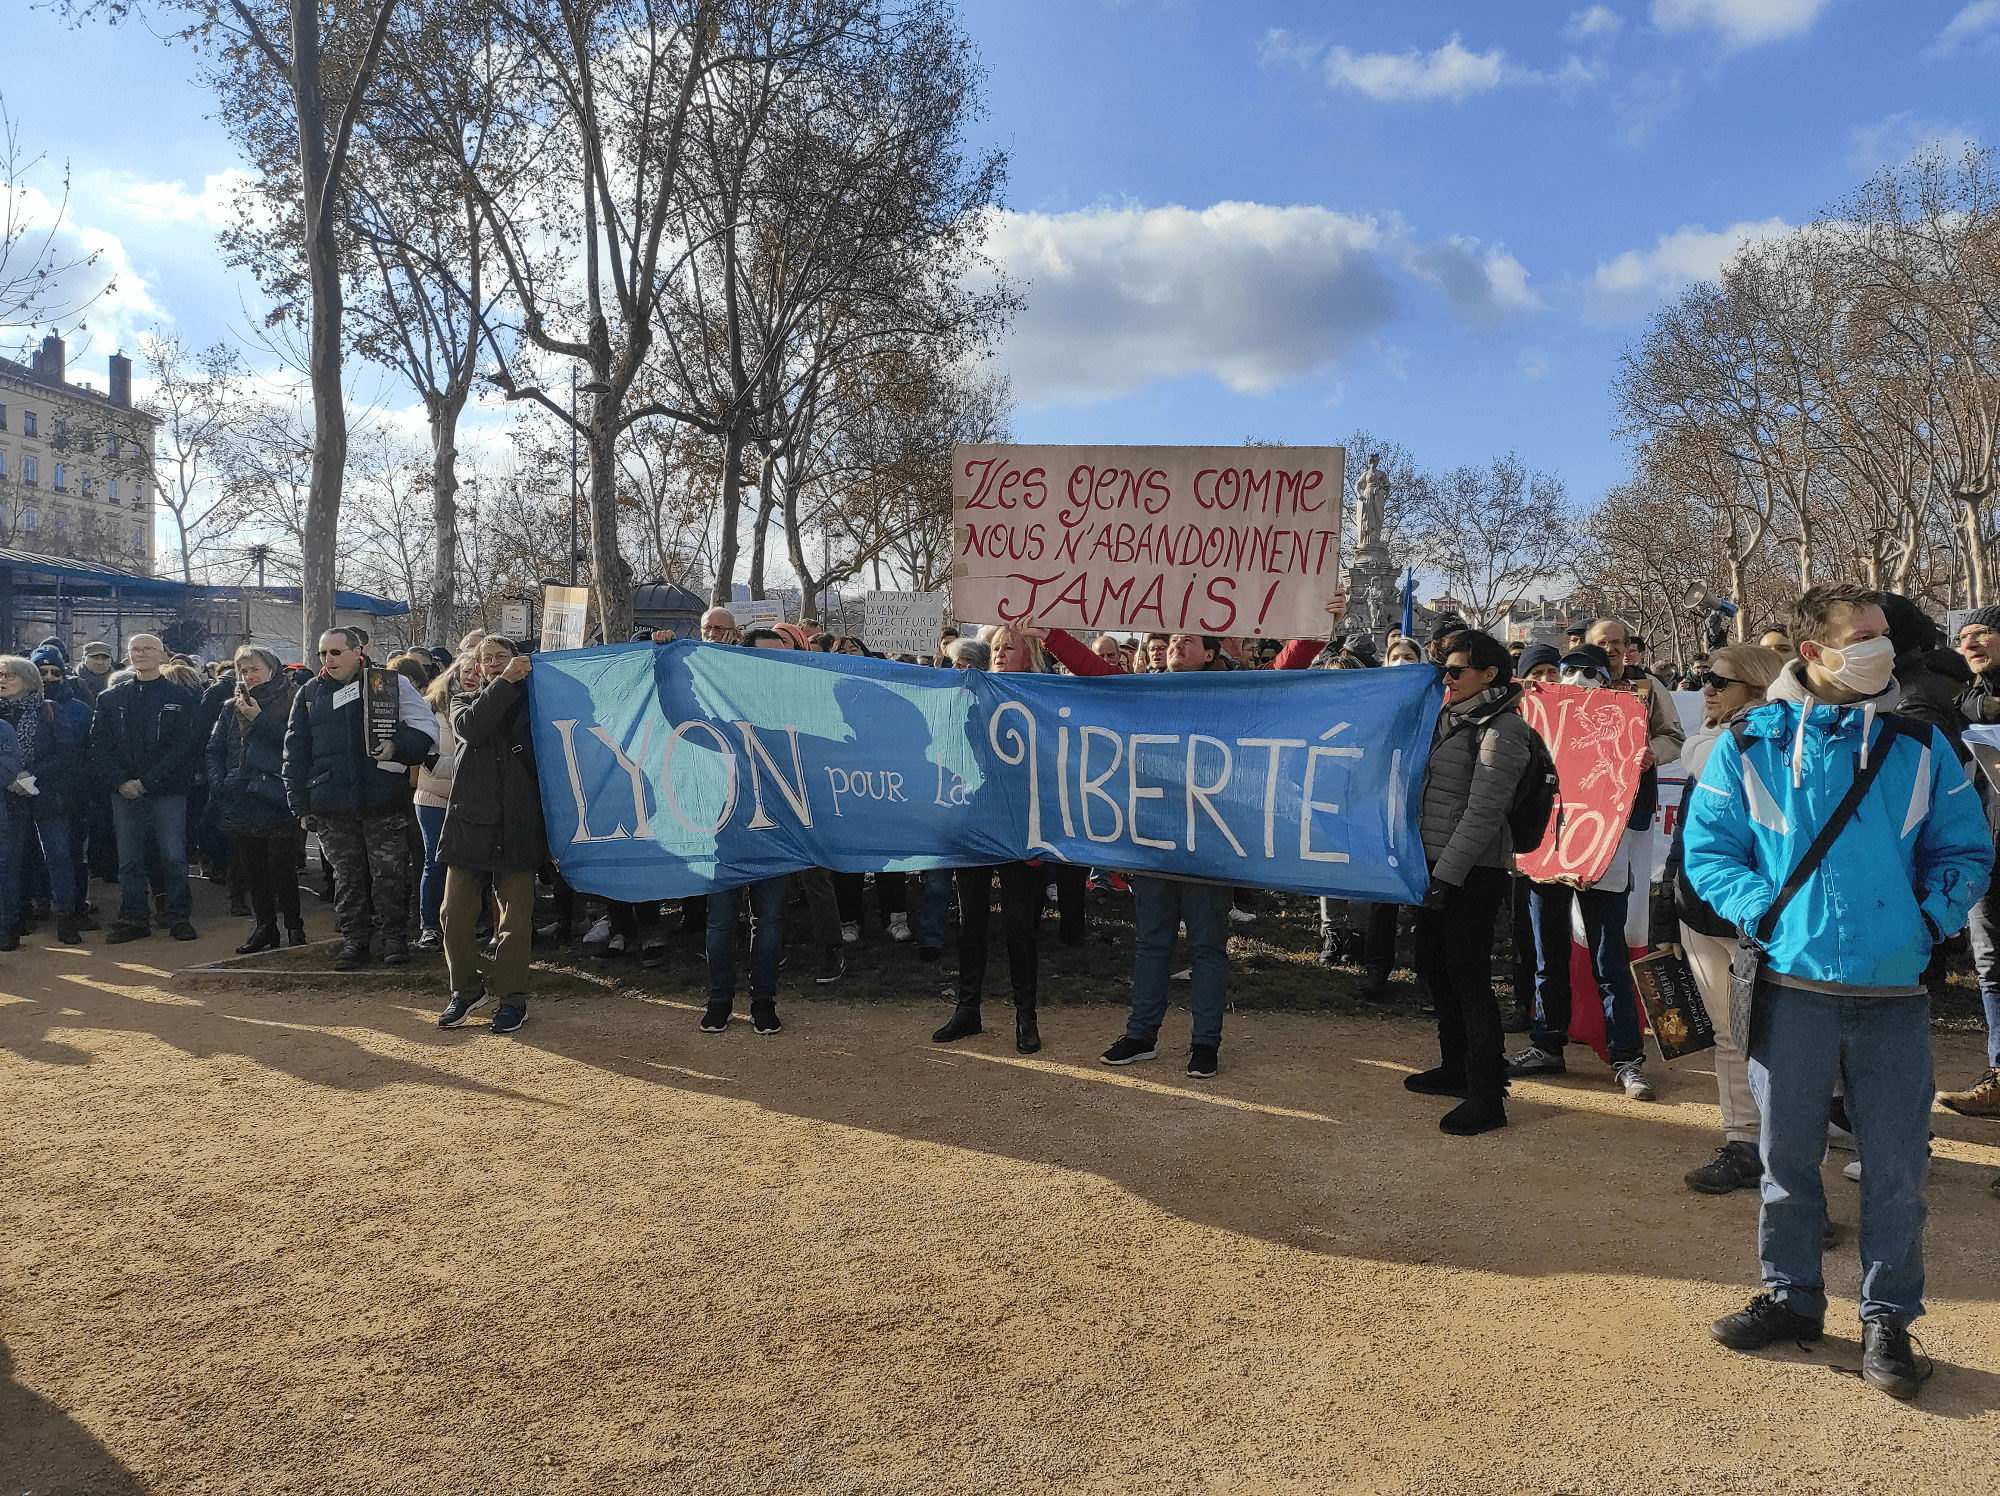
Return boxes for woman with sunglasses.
[1651,644,1785,1193]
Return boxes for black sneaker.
[1710,1293,1824,1351]
[169,921,198,942]
[286,924,308,947]
[919,945,941,964]
[56,914,80,945]
[490,1004,527,1035]
[699,1002,732,1033]
[750,1000,781,1035]
[1102,1035,1157,1066]
[1686,1140,1762,1195]
[816,947,845,984]
[640,940,669,969]
[73,910,101,932]
[333,938,370,971]
[1861,1319,1926,1400]
[1404,1066,1469,1097]
[380,932,410,966]
[1186,1043,1219,1079]
[1505,1044,1566,1076]
[105,922,150,945]
[438,991,486,1028]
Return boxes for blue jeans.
[918,867,955,950]
[3,793,76,925]
[1750,982,1933,1324]
[415,803,447,933]
[1128,876,1231,1047]
[1964,869,2000,1067]
[1528,881,1644,1064]
[110,792,190,926]
[706,875,788,1004]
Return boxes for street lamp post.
[568,367,579,588]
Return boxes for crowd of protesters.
[13,578,1999,1403]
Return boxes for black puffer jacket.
[208,677,299,832]
[284,672,433,818]
[1419,679,1535,886]
[436,676,547,875]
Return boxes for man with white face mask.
[1685,583,1991,1401]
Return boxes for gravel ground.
[5,886,2000,1495]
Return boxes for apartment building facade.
[0,335,158,574]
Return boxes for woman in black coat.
[437,635,547,1034]
[207,647,305,952]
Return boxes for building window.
[0,451,7,479]
[107,478,117,504]
[23,411,36,438]
[53,463,66,492]
[23,457,36,486]
[132,481,144,505]
[130,526,144,551]
[0,405,7,431]
[79,470,92,496]
[52,512,69,538]
[52,419,67,450]
[23,508,37,533]
[106,434,118,456]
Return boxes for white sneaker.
[1614,1059,1657,1101]
[887,912,911,943]
[840,921,860,945]
[1228,906,1257,924]
[1046,883,1058,902]
[1843,1158,1862,1182]
[583,916,611,944]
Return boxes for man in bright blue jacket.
[1685,583,1991,1400]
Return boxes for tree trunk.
[709,418,749,608]
[426,395,461,645]
[1962,493,1990,607]
[586,400,633,643]
[746,461,777,600]
[294,3,347,659]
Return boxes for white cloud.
[1565,6,1624,39]
[1518,347,1551,380]
[1583,216,1792,323]
[976,201,1541,406]
[1926,1,2000,58]
[1848,113,1980,172]
[0,182,161,364]
[107,171,253,228]
[1651,0,1830,49]
[1289,34,1600,102]
[1324,37,1509,100]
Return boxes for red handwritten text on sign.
[952,444,1345,638]
[1514,683,1651,887]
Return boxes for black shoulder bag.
[1725,715,1912,1046]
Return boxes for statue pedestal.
[1344,545,1398,648]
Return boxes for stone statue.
[1354,453,1389,554]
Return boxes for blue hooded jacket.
[1683,661,1992,990]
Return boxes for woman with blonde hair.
[976,623,1046,674]
[1652,643,1786,1193]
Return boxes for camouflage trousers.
[315,806,411,942]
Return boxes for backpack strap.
[1751,714,1911,945]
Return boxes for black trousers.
[1051,863,1087,941]
[957,861,1039,1009]
[834,870,906,925]
[234,827,304,929]
[1509,873,1536,1007]
[1412,864,1509,1098]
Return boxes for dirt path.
[6,898,2000,1495]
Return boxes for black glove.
[1423,878,1454,909]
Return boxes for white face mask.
[1560,668,1603,691]
[1811,635,1894,696]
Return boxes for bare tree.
[1400,453,1572,627]
[0,91,113,340]
[133,334,247,583]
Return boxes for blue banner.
[526,642,1444,903]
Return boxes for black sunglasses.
[1697,671,1745,691]
[1442,664,1485,679]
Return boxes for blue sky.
[6,0,1996,557]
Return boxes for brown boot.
[1938,1068,2000,1117]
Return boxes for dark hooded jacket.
[1419,678,1535,886]
[87,672,200,796]
[208,675,300,832]
[435,675,547,875]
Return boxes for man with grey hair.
[87,634,202,942]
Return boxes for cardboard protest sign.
[1514,683,1651,887]
[864,591,945,658]
[951,444,1344,639]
